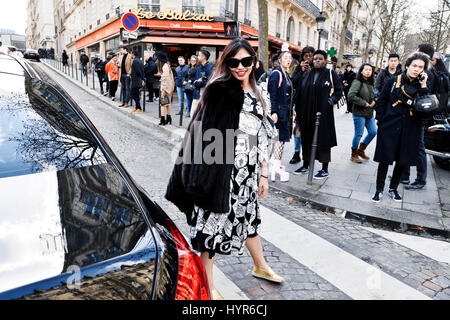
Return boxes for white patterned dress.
[189,88,276,258]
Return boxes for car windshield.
[0,63,107,179]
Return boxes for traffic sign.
[121,12,140,32]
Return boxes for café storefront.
[75,7,303,67]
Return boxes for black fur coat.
[165,77,245,225]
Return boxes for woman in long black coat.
[372,52,430,203]
[294,50,343,179]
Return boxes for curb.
[42,61,185,146]
[42,61,450,232]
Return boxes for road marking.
[362,226,450,265]
[260,206,431,300]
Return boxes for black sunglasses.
[225,56,254,68]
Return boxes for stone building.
[25,0,56,50]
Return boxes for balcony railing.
[182,6,205,14]
[293,0,320,17]
[138,4,160,14]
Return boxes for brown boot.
[351,148,363,163]
[357,143,370,160]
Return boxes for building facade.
[31,0,384,68]
[26,0,56,50]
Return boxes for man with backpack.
[94,57,107,95]
[80,51,89,76]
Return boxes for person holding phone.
[372,52,430,203]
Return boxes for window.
[182,0,205,14]
[276,9,282,38]
[244,0,251,20]
[138,0,160,14]
[298,22,302,45]
[106,36,120,51]
[286,17,294,42]
[306,27,310,45]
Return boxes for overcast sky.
[0,0,441,35]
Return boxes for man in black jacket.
[374,53,402,97]
[80,51,89,76]
[129,50,145,113]
[103,52,113,96]
[144,51,157,102]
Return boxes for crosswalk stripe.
[259,206,431,300]
[362,226,450,265]
[214,266,250,300]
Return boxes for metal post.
[86,66,89,86]
[80,65,83,83]
[307,112,322,185]
[158,88,161,118]
[179,89,184,126]
[142,82,146,112]
[93,67,95,90]
[71,63,74,78]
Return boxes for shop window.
[182,0,205,14]
[106,36,120,52]
[138,0,160,14]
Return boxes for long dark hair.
[434,58,449,74]
[204,37,267,117]
[356,63,375,85]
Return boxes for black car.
[0,54,211,300]
[23,49,40,62]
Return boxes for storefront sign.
[131,8,214,22]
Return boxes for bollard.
[80,66,83,83]
[92,68,95,90]
[142,83,146,112]
[158,88,161,118]
[86,67,89,87]
[179,90,184,127]
[307,112,322,185]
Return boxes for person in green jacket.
[348,63,377,163]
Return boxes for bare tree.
[337,0,355,66]
[257,0,269,70]
[419,1,450,54]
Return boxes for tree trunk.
[337,0,354,67]
[257,0,269,70]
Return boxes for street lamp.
[316,12,326,50]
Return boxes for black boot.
[159,116,166,126]
[289,151,301,164]
[166,115,172,125]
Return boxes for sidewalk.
[42,60,450,232]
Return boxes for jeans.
[177,86,186,112]
[82,64,87,76]
[294,137,302,153]
[401,125,427,184]
[352,115,377,149]
[185,91,194,114]
[120,75,131,104]
[376,162,406,192]
[130,87,141,110]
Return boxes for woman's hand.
[272,113,278,124]
[258,176,269,199]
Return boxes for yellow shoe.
[252,266,284,283]
[212,288,224,300]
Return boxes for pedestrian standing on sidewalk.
[103,52,113,96]
[129,50,145,114]
[191,50,214,117]
[290,46,315,165]
[401,44,437,190]
[374,53,402,98]
[254,59,265,82]
[118,46,133,108]
[293,50,342,179]
[94,57,107,95]
[431,52,450,115]
[105,54,120,101]
[342,64,356,113]
[183,55,198,117]
[165,38,282,301]
[175,56,189,115]
[155,51,175,125]
[80,51,89,77]
[62,50,69,71]
[347,63,377,163]
[144,50,157,102]
[267,50,294,182]
[371,52,430,203]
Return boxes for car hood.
[0,163,158,299]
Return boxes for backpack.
[258,70,283,92]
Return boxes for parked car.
[23,49,40,62]
[424,114,450,170]
[0,54,211,300]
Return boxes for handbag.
[160,96,171,105]
[183,82,195,92]
[413,94,439,114]
[329,68,347,117]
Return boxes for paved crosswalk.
[213,205,450,300]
